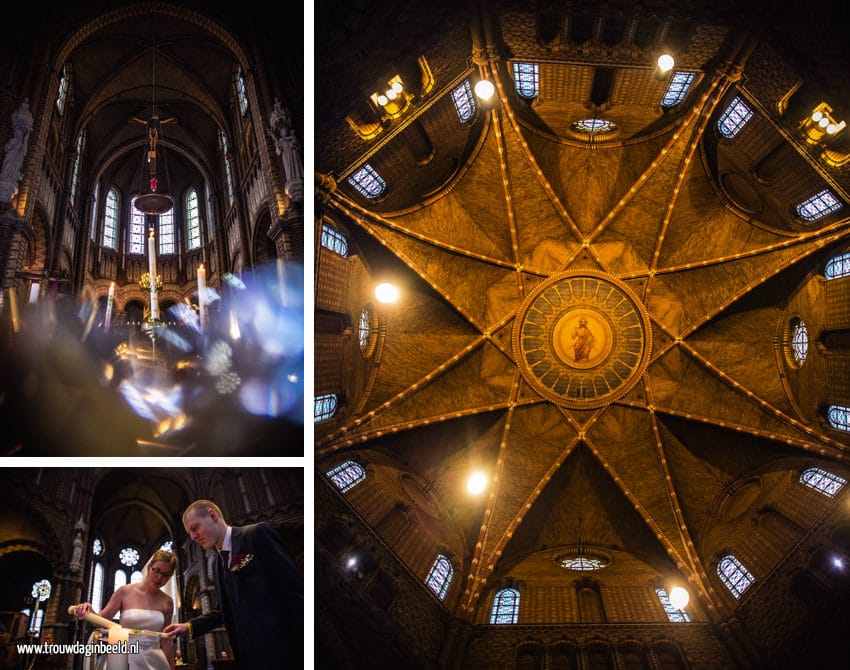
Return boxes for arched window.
[56,65,69,115]
[800,467,847,497]
[235,67,249,116]
[797,189,843,221]
[512,62,539,99]
[158,207,175,255]
[90,180,100,240]
[489,588,519,624]
[825,252,850,279]
[130,570,143,584]
[113,569,127,593]
[69,132,83,207]
[186,189,201,250]
[315,394,338,422]
[160,540,173,552]
[790,318,808,365]
[828,406,850,432]
[219,130,235,205]
[326,460,366,492]
[661,72,695,108]
[451,80,476,123]
[91,562,104,612]
[717,96,753,138]
[129,196,145,255]
[23,608,44,636]
[321,223,348,256]
[425,554,453,600]
[348,164,386,199]
[717,554,754,598]
[655,587,691,622]
[102,188,119,249]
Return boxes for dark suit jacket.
[189,522,303,669]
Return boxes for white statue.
[268,97,302,202]
[0,99,33,202]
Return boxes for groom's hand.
[162,623,188,638]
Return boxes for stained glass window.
[315,394,338,422]
[56,66,69,115]
[321,224,348,256]
[113,569,127,593]
[69,133,83,207]
[796,189,843,221]
[452,80,476,122]
[160,540,173,552]
[91,563,104,612]
[800,467,847,497]
[220,130,235,205]
[828,406,850,432]
[92,538,103,556]
[559,555,608,571]
[359,305,373,351]
[159,207,175,255]
[326,460,366,492]
[655,587,691,622]
[119,547,140,567]
[235,67,248,116]
[826,252,850,279]
[717,554,754,598]
[490,588,520,624]
[130,570,143,584]
[791,319,808,365]
[425,555,453,600]
[186,189,201,250]
[129,196,145,255]
[348,164,386,198]
[717,96,753,138]
[90,181,100,240]
[571,118,618,134]
[102,188,119,249]
[661,72,696,108]
[512,62,539,99]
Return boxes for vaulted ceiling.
[315,0,850,622]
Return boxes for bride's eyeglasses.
[150,567,173,578]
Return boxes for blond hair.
[149,549,176,575]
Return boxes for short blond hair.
[149,549,176,575]
[182,499,226,524]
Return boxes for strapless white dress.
[95,609,170,670]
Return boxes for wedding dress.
[92,609,170,670]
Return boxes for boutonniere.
[230,553,253,572]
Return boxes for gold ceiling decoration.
[513,271,652,409]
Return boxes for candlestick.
[148,230,159,320]
[197,263,208,331]
[104,281,114,329]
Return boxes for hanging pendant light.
[134,31,173,215]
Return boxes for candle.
[148,230,159,320]
[197,263,207,331]
[104,281,114,329]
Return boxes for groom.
[163,500,303,668]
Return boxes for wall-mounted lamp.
[655,53,675,81]
[801,102,846,145]
[474,79,495,101]
[370,75,410,120]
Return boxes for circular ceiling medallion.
[513,272,652,408]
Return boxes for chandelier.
[139,271,163,290]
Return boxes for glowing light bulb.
[827,123,838,134]
[375,282,399,303]
[386,89,397,101]
[474,79,495,101]
[819,117,830,128]
[669,586,690,610]
[467,472,487,494]
[377,94,388,106]
[657,54,675,72]
[812,111,823,123]
[391,81,403,94]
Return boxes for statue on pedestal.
[268,98,303,203]
[0,99,34,203]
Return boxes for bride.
[72,549,176,670]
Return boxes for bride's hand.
[72,603,93,618]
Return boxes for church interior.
[314,1,850,668]
[0,2,304,457]
[0,467,303,670]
